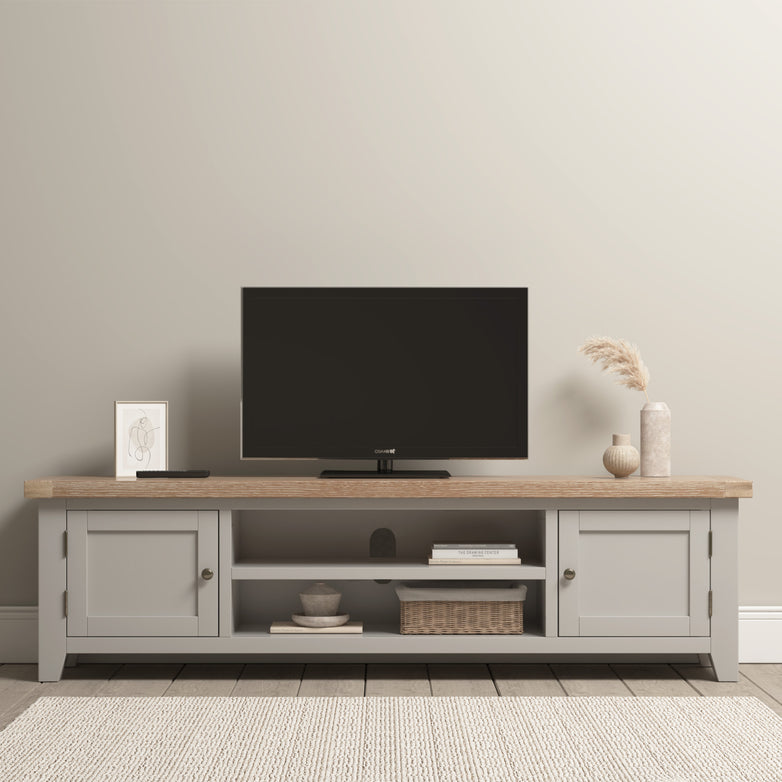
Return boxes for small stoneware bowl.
[299,582,341,616]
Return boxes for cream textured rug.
[1,696,781,781]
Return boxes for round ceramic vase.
[602,434,640,478]
[640,402,671,477]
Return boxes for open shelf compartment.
[231,507,546,568]
[231,579,543,639]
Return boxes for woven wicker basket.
[396,583,526,635]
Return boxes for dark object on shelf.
[136,470,211,478]
[370,527,396,584]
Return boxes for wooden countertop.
[24,475,753,500]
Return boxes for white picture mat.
[114,402,168,477]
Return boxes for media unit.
[25,475,752,682]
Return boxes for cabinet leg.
[708,500,739,682]
[708,649,738,682]
[39,502,67,682]
[38,649,66,683]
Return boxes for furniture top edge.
[24,475,754,500]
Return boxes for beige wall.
[1,2,779,607]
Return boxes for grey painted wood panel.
[66,511,89,637]
[543,509,558,638]
[64,633,711,656]
[218,510,233,638]
[67,510,218,638]
[579,616,691,636]
[558,511,580,636]
[708,500,739,681]
[39,502,68,682]
[87,528,197,621]
[579,514,690,532]
[197,511,219,635]
[576,517,689,622]
[688,511,710,637]
[231,562,542,580]
[559,510,708,638]
[87,616,200,636]
[87,511,199,531]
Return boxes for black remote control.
[136,470,211,478]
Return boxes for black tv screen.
[241,288,527,467]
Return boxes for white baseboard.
[739,606,782,663]
[2,605,780,665]
[0,607,38,663]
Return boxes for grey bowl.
[299,582,342,616]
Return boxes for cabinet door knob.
[563,568,576,581]
[201,568,214,581]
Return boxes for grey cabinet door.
[559,511,709,637]
[66,510,218,637]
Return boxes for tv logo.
[374,448,396,455]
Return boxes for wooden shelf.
[24,474,753,500]
[65,632,712,656]
[231,559,545,580]
[232,623,542,642]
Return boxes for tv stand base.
[25,475,751,682]
[321,459,450,478]
[320,469,451,479]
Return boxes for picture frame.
[115,401,168,478]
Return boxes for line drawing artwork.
[127,410,160,467]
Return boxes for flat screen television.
[241,287,528,478]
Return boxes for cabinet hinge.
[64,590,68,618]
[708,590,713,618]
[708,531,712,558]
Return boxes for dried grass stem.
[579,336,651,402]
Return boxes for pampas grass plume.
[579,336,651,402]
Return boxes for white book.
[428,557,521,566]
[432,542,517,549]
[270,621,363,634]
[430,548,519,559]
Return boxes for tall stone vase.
[641,402,671,477]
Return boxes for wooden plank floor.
[2,663,781,730]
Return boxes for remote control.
[136,470,211,479]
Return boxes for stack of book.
[428,542,520,565]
